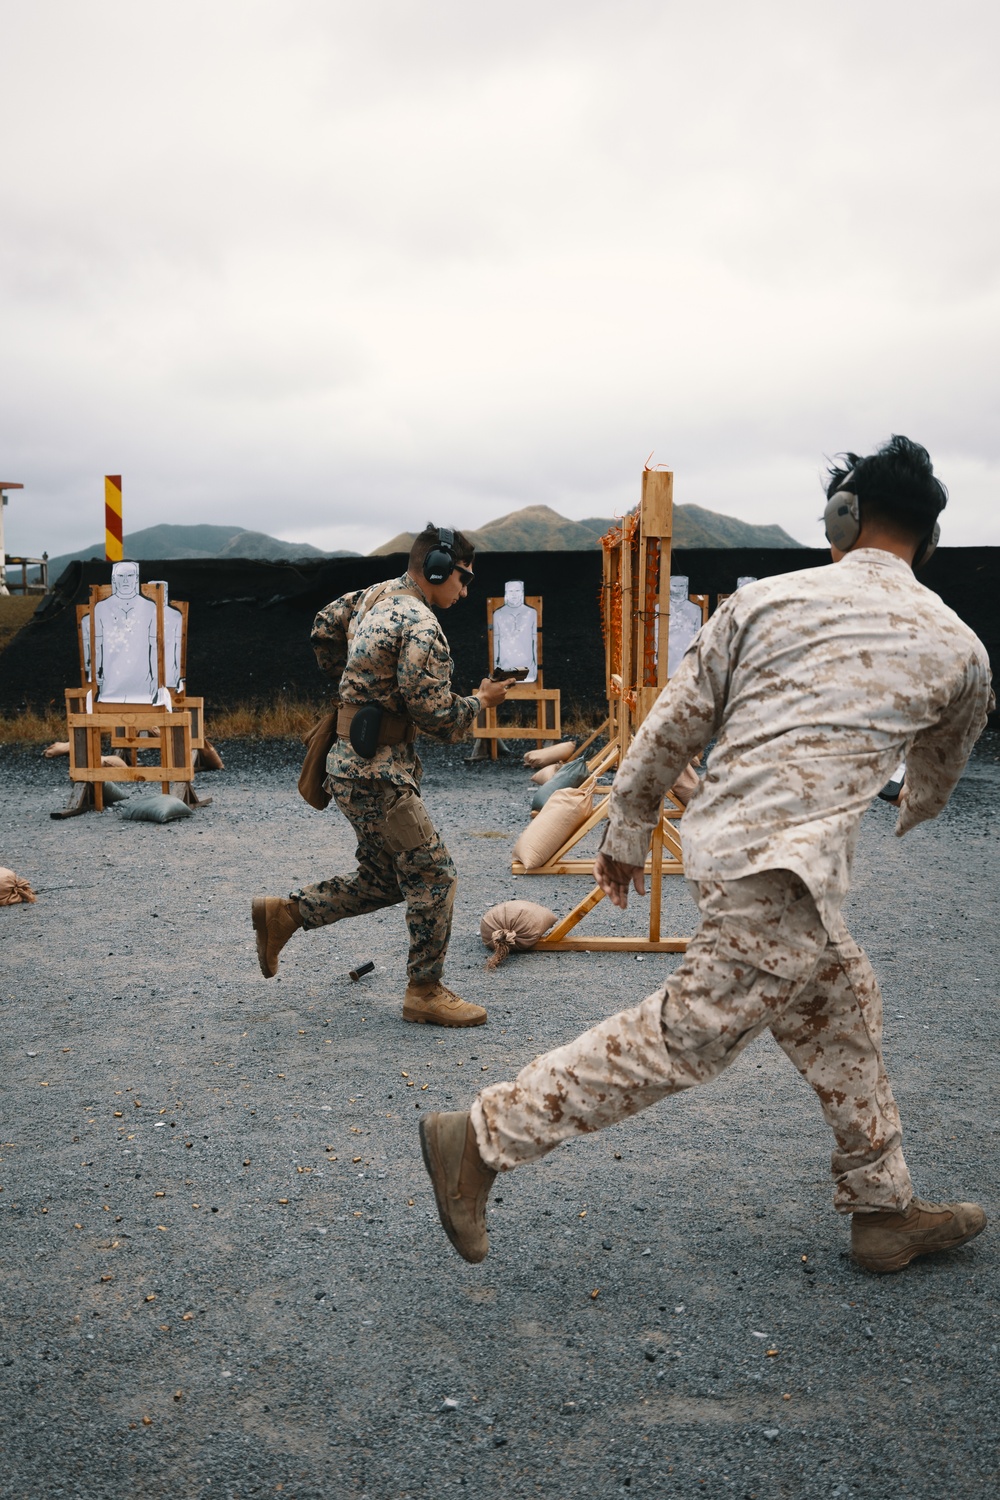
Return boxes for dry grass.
[0,708,68,744]
[0,700,326,746]
[0,696,607,746]
[0,595,38,653]
[204,700,327,741]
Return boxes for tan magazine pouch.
[383,790,435,853]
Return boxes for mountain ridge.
[43,524,361,579]
[43,502,804,580]
[371,502,805,555]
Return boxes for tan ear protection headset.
[823,488,940,568]
[422,526,457,585]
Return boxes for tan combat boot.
[251,896,304,978]
[851,1197,987,1273]
[403,980,487,1028]
[419,1111,497,1263]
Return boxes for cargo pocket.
[715,917,824,985]
[383,790,436,853]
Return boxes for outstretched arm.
[600,606,734,880]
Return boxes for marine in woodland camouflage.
[296,778,457,984]
[311,573,481,790]
[471,550,994,1206]
[295,573,479,979]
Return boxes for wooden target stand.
[54,583,210,817]
[521,468,697,954]
[471,595,562,757]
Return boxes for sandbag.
[530,764,557,786]
[0,867,37,905]
[480,900,557,969]
[513,778,597,871]
[523,741,575,770]
[197,741,225,771]
[43,741,70,758]
[117,794,193,824]
[530,754,591,812]
[101,754,129,768]
[101,782,130,805]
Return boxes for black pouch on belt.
[349,704,384,758]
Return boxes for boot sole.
[418,1115,487,1264]
[403,1008,487,1027]
[853,1218,987,1273]
[251,897,277,979]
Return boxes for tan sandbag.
[197,740,224,771]
[523,740,575,770]
[530,764,558,786]
[43,742,70,758]
[671,761,700,807]
[513,778,597,871]
[524,740,575,770]
[101,755,129,768]
[480,900,557,969]
[0,867,37,905]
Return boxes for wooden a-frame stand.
[54,582,210,817]
[526,467,690,953]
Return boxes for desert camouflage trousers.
[471,869,913,1214]
[293,777,456,985]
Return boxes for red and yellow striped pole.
[104,475,123,562]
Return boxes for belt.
[336,704,417,746]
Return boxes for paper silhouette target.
[492,581,538,683]
[92,562,159,703]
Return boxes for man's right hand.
[594,851,646,911]
[477,676,515,709]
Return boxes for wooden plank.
[545,884,605,942]
[568,717,609,763]
[535,936,688,953]
[513,854,684,877]
[66,766,194,783]
[649,815,664,942]
[641,468,673,538]
[472,725,563,742]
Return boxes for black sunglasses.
[455,565,474,587]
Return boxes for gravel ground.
[1,735,997,1500]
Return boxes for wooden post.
[531,466,689,954]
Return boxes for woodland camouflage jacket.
[602,548,994,932]
[311,573,480,786]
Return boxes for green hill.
[43,524,360,579]
[371,503,805,555]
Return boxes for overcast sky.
[2,0,998,559]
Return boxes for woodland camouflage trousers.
[471,868,913,1213]
[294,777,456,985]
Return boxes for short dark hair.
[825,435,947,537]
[408,523,476,573]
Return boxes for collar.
[838,547,913,575]
[403,571,434,607]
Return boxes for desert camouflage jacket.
[311,573,480,786]
[603,548,994,932]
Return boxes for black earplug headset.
[422,526,457,584]
[823,488,940,568]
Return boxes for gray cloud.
[2,0,998,561]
